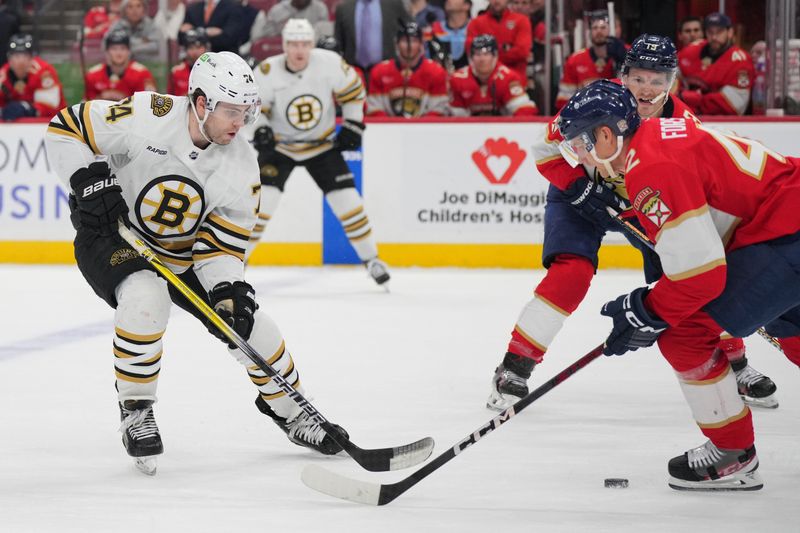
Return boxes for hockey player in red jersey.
[556,11,627,110]
[367,22,449,117]
[486,35,777,412]
[678,12,754,115]
[559,79,800,490]
[0,34,66,121]
[84,29,156,101]
[464,0,531,80]
[449,34,537,116]
[168,28,209,96]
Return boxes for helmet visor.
[559,132,594,168]
[209,101,260,126]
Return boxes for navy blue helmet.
[558,80,640,147]
[470,34,498,56]
[623,34,678,75]
[396,21,423,41]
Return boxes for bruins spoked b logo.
[286,94,322,131]
[135,175,205,238]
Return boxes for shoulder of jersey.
[728,46,751,62]
[311,48,342,63]
[129,61,150,72]
[257,54,284,76]
[171,62,188,74]
[451,66,470,79]
[87,63,105,74]
[130,91,184,124]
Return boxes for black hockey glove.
[69,161,130,237]
[606,37,628,69]
[208,281,258,349]
[564,176,627,227]
[601,287,668,356]
[334,119,365,151]
[253,125,278,170]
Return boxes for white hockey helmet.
[188,51,260,138]
[282,18,315,48]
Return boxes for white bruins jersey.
[253,49,365,161]
[45,92,260,290]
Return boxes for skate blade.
[134,456,158,476]
[668,469,763,492]
[486,390,521,412]
[741,394,779,409]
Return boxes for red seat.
[249,0,279,11]
[250,36,284,61]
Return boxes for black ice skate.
[255,396,349,456]
[668,440,763,491]
[486,352,536,411]
[119,400,163,476]
[365,257,391,287]
[731,357,778,409]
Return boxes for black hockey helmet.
[7,33,34,56]
[105,28,131,49]
[623,34,678,75]
[316,35,340,53]
[470,34,498,56]
[396,21,423,41]
[183,27,210,48]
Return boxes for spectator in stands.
[427,0,470,71]
[334,0,411,73]
[0,33,65,121]
[85,29,156,100]
[410,0,445,30]
[153,0,186,42]
[677,15,703,48]
[465,0,531,81]
[168,28,209,96]
[0,0,21,66]
[83,0,123,39]
[252,0,330,39]
[181,0,241,53]
[678,12,754,115]
[367,22,448,117]
[108,0,162,60]
[555,10,626,110]
[449,33,537,116]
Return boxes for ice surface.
[1,265,798,532]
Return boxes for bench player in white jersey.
[45,51,348,475]
[250,18,390,286]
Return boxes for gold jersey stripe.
[47,124,85,144]
[259,378,301,401]
[115,370,160,384]
[206,213,251,239]
[81,101,99,155]
[334,77,361,97]
[339,205,364,221]
[344,217,369,233]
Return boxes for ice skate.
[668,440,763,491]
[486,352,536,411]
[119,400,163,476]
[256,396,349,455]
[731,358,778,409]
[365,257,391,288]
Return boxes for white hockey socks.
[325,188,378,261]
[113,270,171,404]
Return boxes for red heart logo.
[471,138,527,185]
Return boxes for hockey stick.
[606,207,782,350]
[117,223,434,472]
[301,343,605,505]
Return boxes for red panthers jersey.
[625,117,800,325]
[168,60,191,96]
[678,41,754,115]
[84,61,156,101]
[465,9,532,80]
[0,57,66,119]
[556,48,618,110]
[366,58,449,117]
[449,62,538,116]
[83,6,119,39]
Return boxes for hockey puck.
[604,478,629,488]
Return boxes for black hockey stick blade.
[301,344,605,505]
[118,224,434,472]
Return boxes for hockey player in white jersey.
[250,18,390,286]
[45,51,348,475]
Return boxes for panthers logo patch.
[135,175,205,238]
[150,94,173,117]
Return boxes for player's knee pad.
[114,270,171,332]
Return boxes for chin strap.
[590,135,624,177]
[190,99,214,145]
[640,90,669,119]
